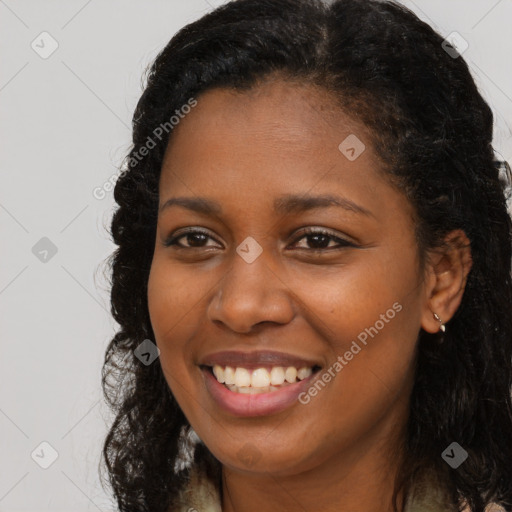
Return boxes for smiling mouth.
[202,364,322,394]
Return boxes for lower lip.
[202,367,318,417]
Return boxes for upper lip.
[198,350,323,370]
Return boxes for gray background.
[1,1,511,510]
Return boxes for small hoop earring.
[433,312,446,333]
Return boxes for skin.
[147,77,472,512]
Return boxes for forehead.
[157,79,416,233]
[161,79,383,188]
[168,79,365,145]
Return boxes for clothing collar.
[172,465,475,512]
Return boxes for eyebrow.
[159,193,374,218]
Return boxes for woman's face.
[147,79,430,476]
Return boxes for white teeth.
[227,384,271,394]
[237,386,254,394]
[270,367,285,385]
[213,365,225,383]
[251,368,270,388]
[211,364,317,391]
[285,366,297,383]
[297,367,312,380]
[224,366,235,385]
[234,367,251,387]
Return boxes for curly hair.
[101,0,512,511]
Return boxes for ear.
[420,229,473,333]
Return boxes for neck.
[221,415,407,512]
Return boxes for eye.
[163,227,221,249]
[163,227,355,252]
[289,227,355,252]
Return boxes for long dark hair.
[101,1,512,510]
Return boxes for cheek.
[148,259,194,322]
[292,254,422,403]
[290,251,421,342]
[147,255,210,341]
[147,259,200,382]
[147,266,200,424]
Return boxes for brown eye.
[163,228,220,249]
[290,228,355,252]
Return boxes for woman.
[101,0,512,511]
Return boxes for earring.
[433,312,446,332]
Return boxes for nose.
[207,247,295,334]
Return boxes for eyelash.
[163,227,355,253]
